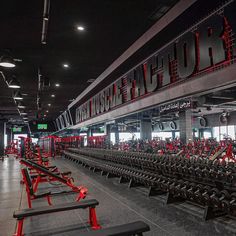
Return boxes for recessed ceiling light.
[51,94,55,98]
[63,64,69,68]
[48,103,51,106]
[77,26,84,31]
[46,110,49,113]
[55,83,60,87]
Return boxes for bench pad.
[80,221,150,236]
[14,199,99,219]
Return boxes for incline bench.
[13,199,100,236]
[80,221,150,236]
[21,168,76,208]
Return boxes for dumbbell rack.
[63,147,236,221]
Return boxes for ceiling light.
[46,110,49,113]
[63,64,69,68]
[8,76,21,88]
[55,83,60,87]
[17,102,26,109]
[13,91,23,100]
[0,55,16,68]
[48,103,51,106]
[51,94,55,97]
[77,26,84,31]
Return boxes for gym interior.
[1,0,236,235]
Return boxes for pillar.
[172,131,175,140]
[140,118,152,140]
[179,110,193,144]
[0,121,6,156]
[104,124,111,144]
[87,127,92,137]
[6,128,12,145]
[114,126,119,144]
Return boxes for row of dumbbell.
[71,147,236,172]
[67,148,236,185]
[64,150,236,215]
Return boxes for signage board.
[75,2,236,124]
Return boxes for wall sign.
[160,99,191,114]
[75,3,236,124]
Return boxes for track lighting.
[13,91,23,100]
[0,55,16,68]
[17,102,26,109]
[8,76,20,88]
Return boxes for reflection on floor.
[0,156,236,236]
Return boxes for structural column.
[104,124,111,144]
[0,121,6,156]
[114,126,119,144]
[140,118,152,140]
[87,127,92,137]
[179,110,193,143]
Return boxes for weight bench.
[21,168,76,208]
[80,221,150,236]
[20,160,88,203]
[13,199,100,236]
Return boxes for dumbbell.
[180,182,191,199]
[193,184,204,202]
[186,183,197,199]
[209,188,221,206]
[221,192,236,213]
[174,180,186,196]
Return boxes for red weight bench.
[13,199,100,236]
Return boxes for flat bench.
[80,221,150,236]
[13,199,100,236]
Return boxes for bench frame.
[14,201,101,236]
[20,159,88,202]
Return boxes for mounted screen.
[13,127,22,132]
[37,124,48,130]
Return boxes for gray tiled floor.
[0,156,22,236]
[1,156,236,235]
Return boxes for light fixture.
[48,103,51,106]
[46,110,49,113]
[77,26,84,31]
[63,64,69,68]
[0,55,16,68]
[51,94,55,97]
[13,91,23,100]
[8,76,20,88]
[55,83,60,87]
[17,101,26,109]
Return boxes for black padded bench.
[80,221,150,236]
[13,199,100,236]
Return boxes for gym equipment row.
[63,147,236,220]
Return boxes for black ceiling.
[0,0,179,126]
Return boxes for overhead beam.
[68,0,197,109]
